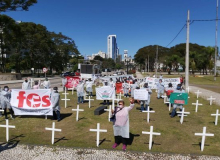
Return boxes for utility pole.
[148,54,149,73]
[214,0,218,81]
[185,10,190,89]
[155,45,158,78]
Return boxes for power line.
[166,19,220,47]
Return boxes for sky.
[2,0,220,58]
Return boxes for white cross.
[69,87,74,95]
[84,96,94,108]
[30,78,34,88]
[195,90,202,99]
[142,106,155,123]
[186,86,190,94]
[167,102,172,111]
[117,92,122,99]
[104,105,112,122]
[0,119,15,142]
[195,127,214,151]
[211,109,220,125]
[192,100,203,112]
[89,123,107,147]
[142,126,161,150]
[177,107,190,124]
[207,96,216,105]
[45,122,62,144]
[0,109,4,113]
[161,95,168,104]
[61,87,70,108]
[72,105,84,121]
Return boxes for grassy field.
[142,72,220,93]
[1,87,220,156]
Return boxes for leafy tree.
[94,55,104,61]
[0,0,37,12]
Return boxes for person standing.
[62,77,67,92]
[22,78,31,90]
[50,87,61,122]
[76,80,85,104]
[33,80,41,89]
[112,98,135,151]
[86,78,93,97]
[140,83,152,111]
[1,86,15,120]
[43,78,50,89]
[156,79,164,99]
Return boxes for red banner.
[116,82,123,94]
[65,76,80,88]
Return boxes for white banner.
[134,89,148,100]
[145,77,180,89]
[11,89,53,116]
[95,86,115,100]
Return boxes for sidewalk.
[136,71,220,106]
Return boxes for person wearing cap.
[43,78,51,89]
[50,87,61,121]
[22,77,31,90]
[0,86,15,120]
[76,80,85,104]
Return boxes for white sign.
[11,89,53,116]
[43,67,48,73]
[96,86,115,100]
[134,89,148,100]
[145,77,180,89]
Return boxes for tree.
[0,0,37,12]
[94,55,104,61]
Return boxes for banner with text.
[116,82,123,94]
[65,76,80,88]
[96,86,115,100]
[11,89,53,116]
[145,77,180,89]
[134,89,149,100]
[170,92,188,105]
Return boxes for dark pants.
[114,136,128,145]
[4,108,14,119]
[103,100,109,105]
[53,110,61,121]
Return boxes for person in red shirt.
[180,75,183,85]
[75,69,80,76]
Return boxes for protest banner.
[145,77,180,89]
[65,76,80,88]
[134,89,148,100]
[170,92,188,105]
[11,89,52,115]
[115,82,123,94]
[96,86,115,100]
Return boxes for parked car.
[62,72,75,77]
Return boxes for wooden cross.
[0,119,15,142]
[192,100,203,112]
[45,122,62,144]
[207,96,216,105]
[104,105,112,122]
[142,126,161,150]
[142,106,155,123]
[211,109,220,125]
[195,90,202,99]
[61,87,70,108]
[72,105,84,121]
[195,127,214,151]
[89,123,107,147]
[177,107,190,124]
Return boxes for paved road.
[0,77,62,90]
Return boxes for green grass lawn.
[1,88,220,156]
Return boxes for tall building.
[124,50,128,61]
[107,35,117,61]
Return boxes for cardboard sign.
[134,89,148,100]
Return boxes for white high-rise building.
[124,50,128,61]
[107,35,117,61]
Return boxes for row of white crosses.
[61,87,70,108]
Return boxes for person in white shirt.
[43,78,50,89]
[62,77,67,91]
[86,78,93,97]
[22,78,31,90]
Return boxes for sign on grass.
[170,93,188,105]
[134,89,148,100]
[96,86,115,100]
[11,89,52,115]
